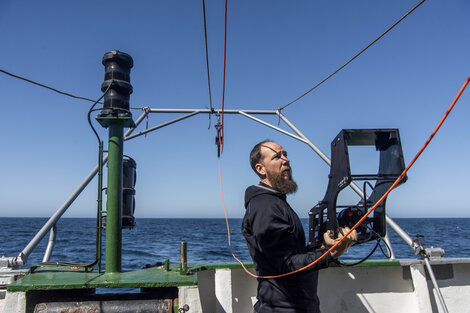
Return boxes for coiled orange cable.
[219,75,470,279]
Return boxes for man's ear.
[255,163,266,177]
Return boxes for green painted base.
[7,266,197,292]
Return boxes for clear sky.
[0,0,469,219]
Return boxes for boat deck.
[3,259,470,313]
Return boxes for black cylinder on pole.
[99,50,133,118]
[122,156,136,228]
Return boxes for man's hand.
[322,227,358,259]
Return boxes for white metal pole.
[423,257,449,313]
[238,111,307,143]
[42,224,57,262]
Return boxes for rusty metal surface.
[34,299,172,313]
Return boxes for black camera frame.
[308,129,407,249]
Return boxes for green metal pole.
[105,121,124,273]
[97,141,104,273]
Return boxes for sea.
[1,218,469,271]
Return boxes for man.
[242,140,356,313]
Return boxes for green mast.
[97,50,134,273]
[104,122,124,272]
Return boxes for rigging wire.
[0,68,103,104]
[0,68,151,112]
[87,82,113,144]
[277,0,426,113]
[220,0,229,153]
[201,0,215,128]
[219,74,470,279]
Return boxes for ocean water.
[1,218,469,271]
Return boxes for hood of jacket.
[244,183,285,209]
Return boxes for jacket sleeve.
[248,196,332,275]
[282,247,332,273]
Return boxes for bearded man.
[242,140,356,313]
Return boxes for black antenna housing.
[98,50,134,122]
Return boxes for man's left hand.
[322,227,358,259]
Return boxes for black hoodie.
[242,184,332,313]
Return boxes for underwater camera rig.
[308,129,407,249]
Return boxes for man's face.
[257,142,297,194]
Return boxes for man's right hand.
[323,227,358,259]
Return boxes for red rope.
[220,0,228,154]
[219,75,470,279]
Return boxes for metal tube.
[278,112,366,198]
[180,242,187,273]
[148,108,278,114]
[125,111,200,140]
[238,111,308,143]
[387,215,448,310]
[277,112,331,165]
[382,231,395,259]
[105,121,124,273]
[16,112,147,266]
[385,215,414,248]
[19,158,107,265]
[42,224,57,262]
[124,112,149,141]
[424,257,449,313]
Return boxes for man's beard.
[266,168,298,194]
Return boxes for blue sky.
[1,0,469,218]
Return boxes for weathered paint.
[7,267,197,292]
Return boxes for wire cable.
[0,68,103,104]
[87,83,113,144]
[379,236,392,258]
[277,0,426,112]
[336,239,381,267]
[201,0,214,129]
[219,75,469,279]
[220,0,229,153]
[337,225,386,266]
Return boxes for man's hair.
[249,139,273,177]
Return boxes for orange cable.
[219,75,470,279]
